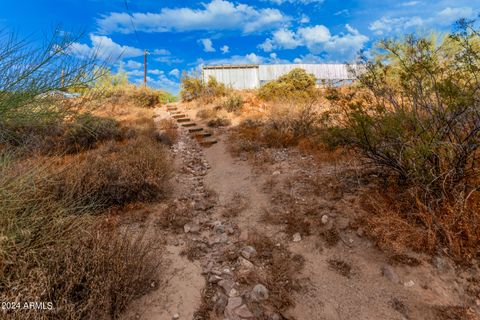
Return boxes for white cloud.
[169,69,180,78]
[154,56,184,65]
[259,24,367,60]
[125,60,142,69]
[268,0,324,4]
[97,0,289,34]
[299,14,310,24]
[199,52,289,66]
[437,7,474,24]
[153,49,171,55]
[369,6,475,35]
[221,45,230,54]
[148,69,164,75]
[199,38,216,52]
[400,1,420,7]
[134,74,180,94]
[70,34,143,60]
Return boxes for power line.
[124,0,142,47]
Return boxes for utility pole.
[144,49,147,88]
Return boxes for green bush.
[221,94,244,113]
[329,21,480,197]
[180,74,227,102]
[258,68,317,101]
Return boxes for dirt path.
[122,106,479,320]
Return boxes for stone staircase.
[166,105,217,147]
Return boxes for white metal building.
[202,64,357,89]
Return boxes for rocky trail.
[122,104,480,320]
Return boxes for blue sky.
[1,0,479,94]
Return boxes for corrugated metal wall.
[203,67,259,89]
[202,64,356,89]
[259,64,355,82]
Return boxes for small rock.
[432,256,450,272]
[404,280,415,287]
[184,222,200,233]
[240,246,257,260]
[235,304,255,318]
[321,215,329,225]
[219,279,235,295]
[214,294,228,314]
[272,170,281,176]
[172,313,179,320]
[251,284,269,302]
[356,227,364,237]
[229,288,239,297]
[292,233,302,242]
[226,296,243,310]
[209,275,223,283]
[238,257,254,269]
[270,314,283,320]
[381,265,399,284]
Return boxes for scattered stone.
[293,233,302,242]
[404,280,415,288]
[251,284,269,302]
[381,265,400,284]
[184,222,200,233]
[219,279,235,295]
[238,257,254,270]
[356,227,364,237]
[214,293,228,315]
[229,288,239,297]
[172,313,179,320]
[432,256,450,272]
[209,275,223,283]
[235,305,255,318]
[222,268,233,276]
[272,170,281,176]
[269,313,283,320]
[226,296,243,310]
[240,246,257,260]
[321,215,329,225]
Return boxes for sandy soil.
[121,104,480,320]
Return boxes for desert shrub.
[180,74,227,102]
[258,68,317,101]
[221,94,244,113]
[63,113,122,153]
[0,160,161,320]
[53,136,172,209]
[196,108,217,119]
[0,29,99,145]
[329,22,480,198]
[207,117,231,128]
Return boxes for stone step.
[188,127,204,133]
[167,108,178,111]
[176,118,191,123]
[199,138,218,147]
[170,111,182,115]
[192,131,212,138]
[172,114,187,119]
[181,122,197,127]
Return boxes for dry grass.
[52,136,172,210]
[0,162,162,320]
[327,259,353,278]
[362,189,480,262]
